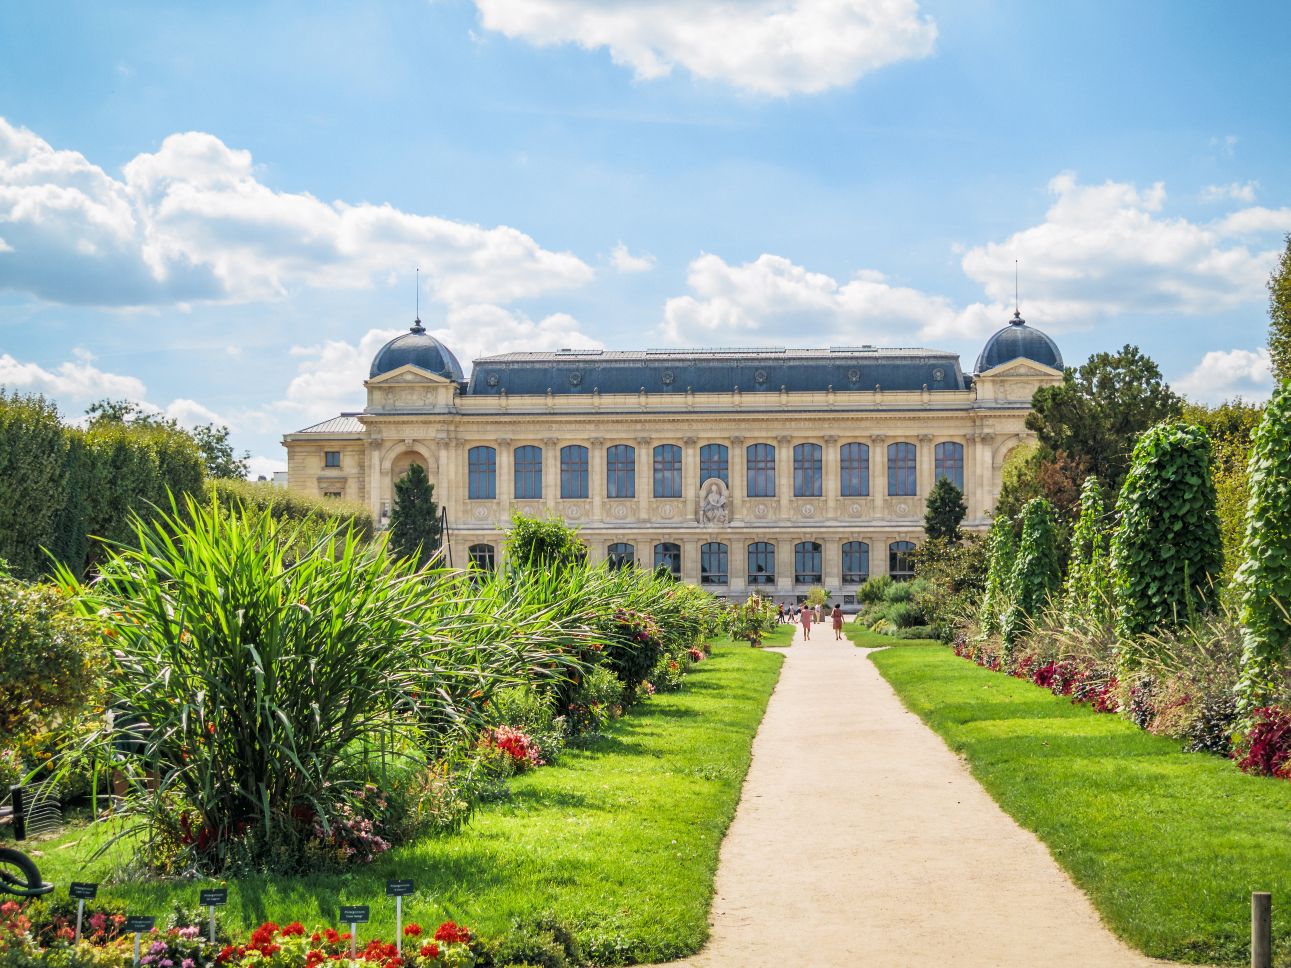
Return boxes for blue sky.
[2,0,1288,475]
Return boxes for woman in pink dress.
[799,603,813,640]
[831,603,845,640]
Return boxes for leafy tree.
[387,463,441,567]
[1236,382,1291,710]
[1027,345,1182,497]
[911,534,988,642]
[1269,234,1291,384]
[1111,422,1222,641]
[86,398,172,428]
[924,477,967,542]
[979,513,1017,637]
[504,513,587,571]
[192,423,250,479]
[1062,476,1111,626]
[1002,498,1061,648]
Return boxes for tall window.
[514,445,542,499]
[888,441,917,496]
[793,443,823,497]
[842,541,869,583]
[468,543,495,572]
[654,542,681,579]
[747,542,776,585]
[653,444,682,498]
[889,541,916,580]
[699,443,729,486]
[935,441,965,491]
[840,442,869,497]
[607,542,635,570]
[794,541,823,585]
[468,446,496,499]
[746,443,776,497]
[560,445,588,499]
[700,542,728,585]
[607,444,636,499]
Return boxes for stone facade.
[284,334,1062,605]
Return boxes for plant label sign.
[385,879,414,897]
[340,905,370,924]
[200,889,228,906]
[69,882,98,900]
[125,916,155,933]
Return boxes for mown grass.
[844,624,941,648]
[870,644,1291,966]
[28,643,784,964]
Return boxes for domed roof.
[369,319,464,381]
[975,312,1063,373]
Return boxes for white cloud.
[246,455,287,481]
[165,397,226,427]
[959,172,1281,327]
[0,117,594,309]
[1201,181,1258,204]
[0,352,149,402]
[1215,206,1291,237]
[1175,348,1273,403]
[610,242,656,273]
[472,0,938,96]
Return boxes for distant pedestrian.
[831,603,844,640]
[777,603,786,624]
[800,603,813,640]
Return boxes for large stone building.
[283,312,1063,604]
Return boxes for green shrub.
[1111,422,1223,640]
[485,917,582,968]
[893,625,938,640]
[857,575,893,604]
[567,665,623,735]
[1063,476,1111,626]
[979,513,1017,637]
[490,686,566,764]
[1003,498,1061,647]
[1236,382,1291,710]
[208,478,373,538]
[505,514,587,570]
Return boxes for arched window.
[842,541,869,584]
[746,443,776,497]
[793,443,823,497]
[560,445,589,499]
[653,444,682,498]
[840,442,869,497]
[607,542,636,570]
[654,542,681,579]
[468,446,496,499]
[747,542,776,586]
[935,441,965,491]
[607,444,636,499]
[468,543,495,572]
[700,542,729,585]
[889,541,917,580]
[888,441,917,496]
[514,445,542,499]
[794,541,823,585]
[700,443,729,486]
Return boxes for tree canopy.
[924,477,967,542]
[387,463,441,567]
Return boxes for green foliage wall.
[1269,234,1291,384]
[1111,422,1223,639]
[980,513,1017,637]
[1236,382,1291,710]
[1063,476,1111,625]
[207,478,374,538]
[0,393,70,578]
[1002,498,1061,647]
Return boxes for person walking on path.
[799,603,813,640]
[831,603,844,640]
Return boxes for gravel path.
[666,625,1174,967]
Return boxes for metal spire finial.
[1011,260,1024,325]
[412,268,424,333]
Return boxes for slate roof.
[291,415,365,434]
[975,314,1063,372]
[466,346,970,396]
[370,321,465,381]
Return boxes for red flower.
[419,943,440,959]
[311,932,323,943]
[216,945,236,964]
[283,922,306,937]
[403,923,422,937]
[433,921,471,944]
[324,928,341,944]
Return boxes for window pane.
[324,450,341,468]
[514,445,543,499]
[794,541,823,585]
[699,443,729,486]
[560,445,588,499]
[468,446,496,500]
[747,541,776,585]
[654,542,681,579]
[887,442,917,496]
[468,543,495,571]
[700,542,728,585]
[840,442,869,497]
[607,542,635,570]
[842,541,869,583]
[653,444,682,498]
[607,444,636,499]
[746,443,776,497]
[793,443,822,497]
[889,541,916,580]
[934,441,965,491]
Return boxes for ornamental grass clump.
[1110,421,1222,644]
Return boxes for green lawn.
[843,624,941,648]
[28,643,784,964]
[870,645,1291,966]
